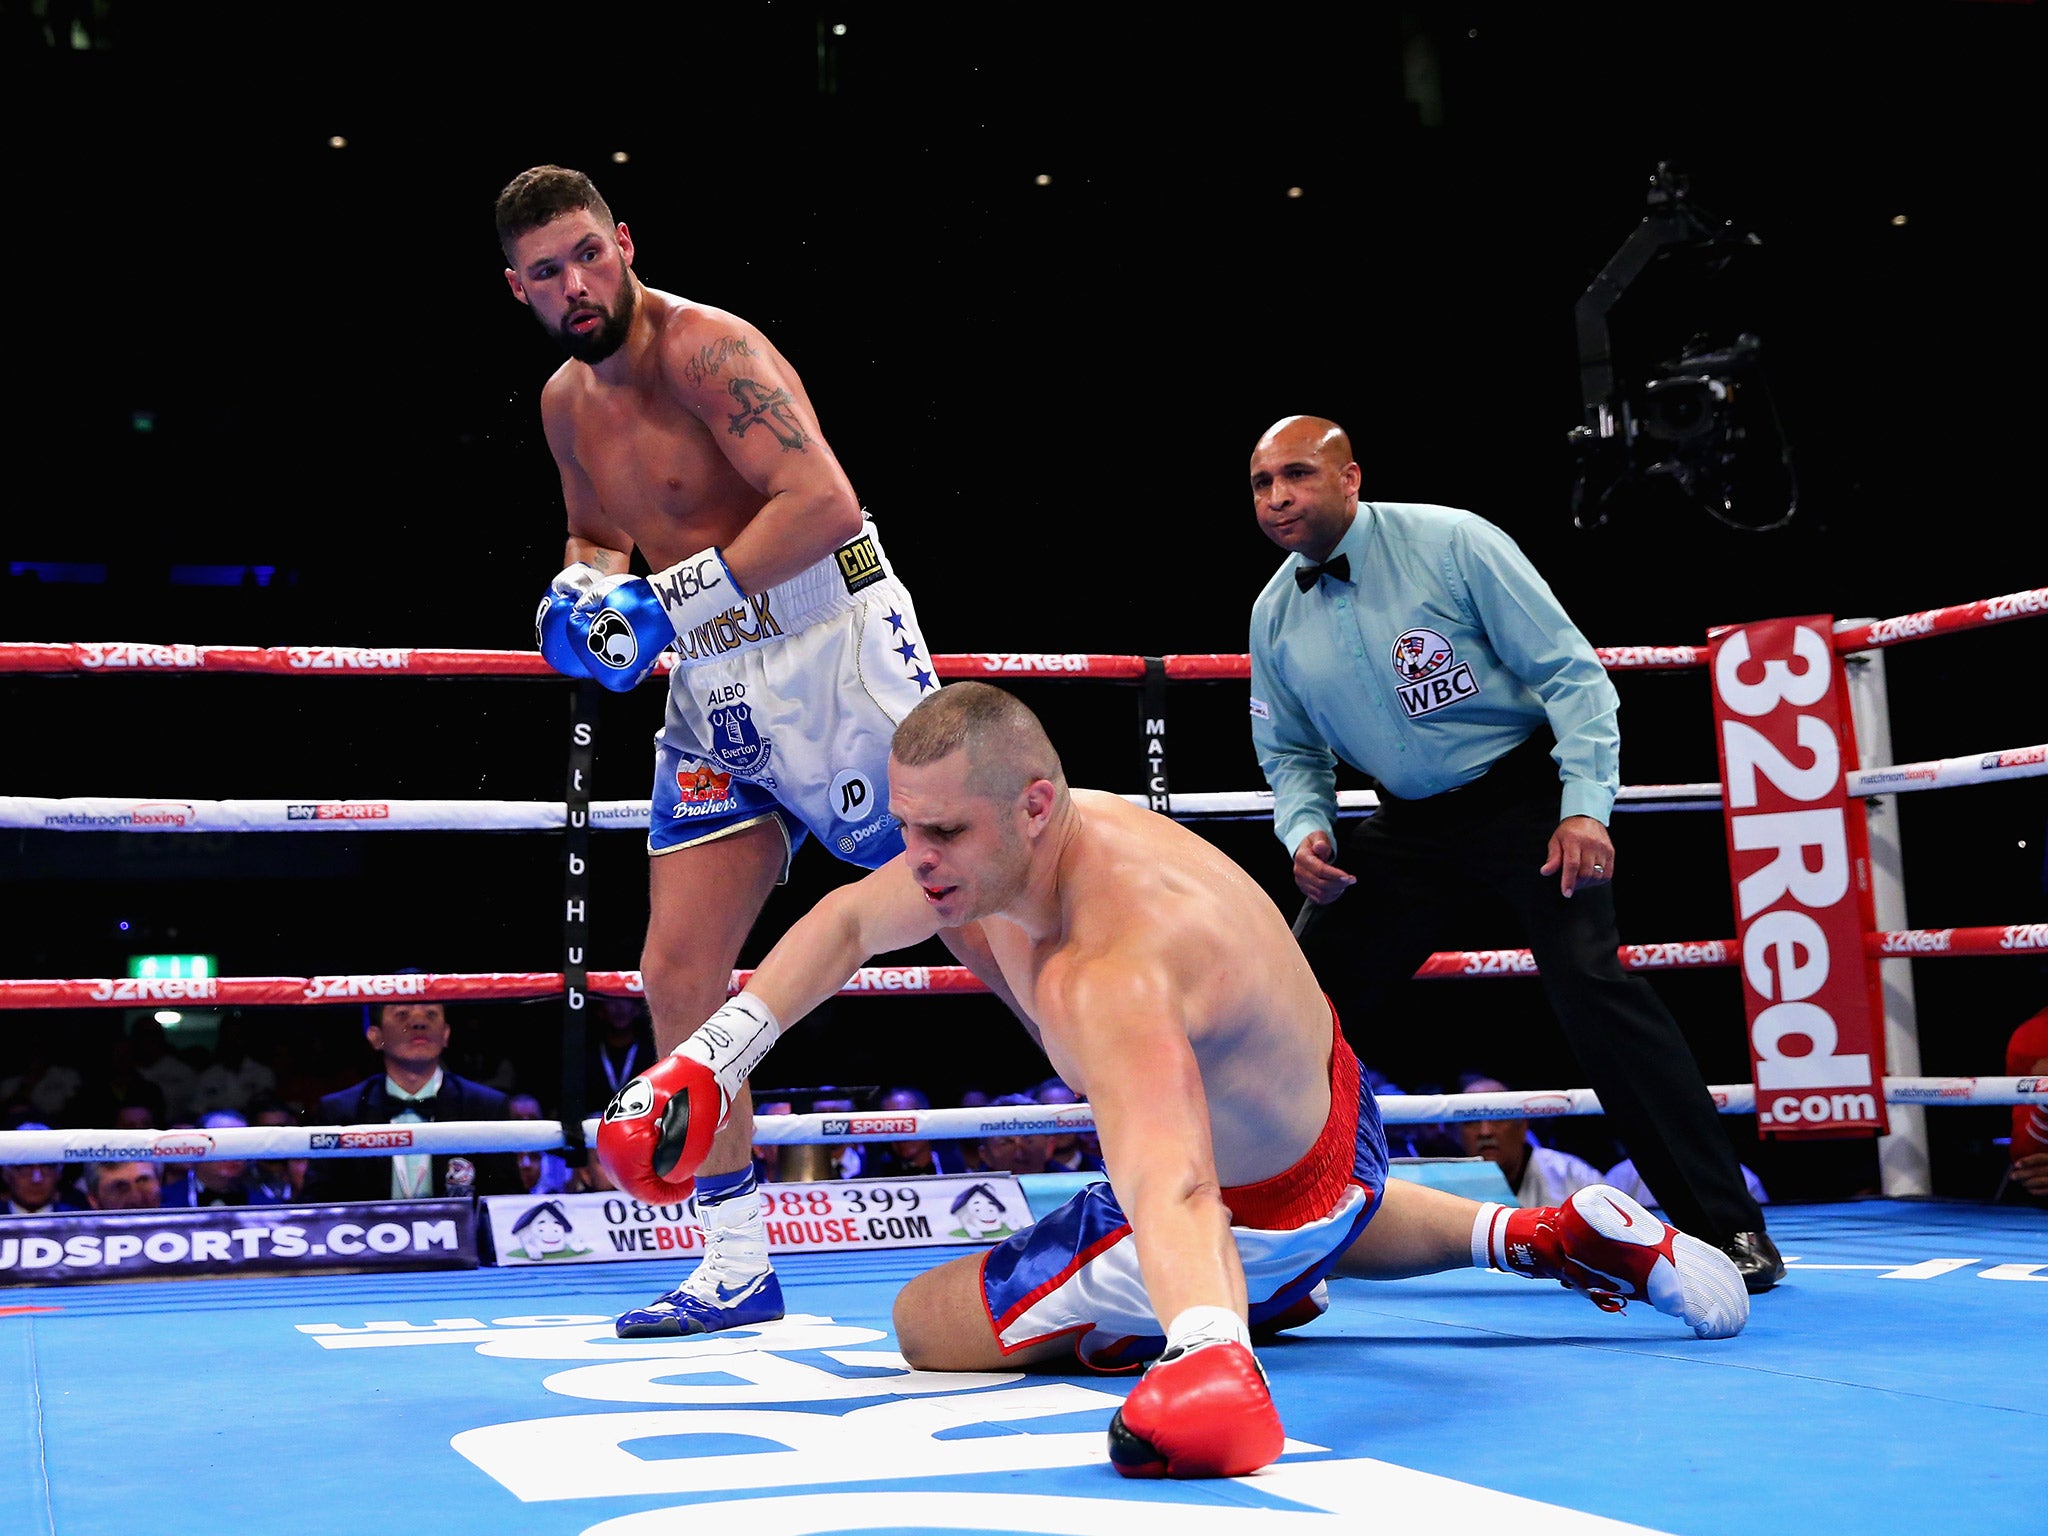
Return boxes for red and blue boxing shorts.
[979,1008,1388,1369]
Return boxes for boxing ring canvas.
[6,1199,2042,1536]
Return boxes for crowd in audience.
[10,999,2045,1215]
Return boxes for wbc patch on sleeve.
[1390,627,1479,718]
[1249,697,1271,720]
[834,534,885,594]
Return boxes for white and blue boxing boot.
[614,1165,784,1337]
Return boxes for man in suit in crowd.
[310,1001,518,1201]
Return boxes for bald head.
[1253,415,1353,468]
[1249,415,1361,561]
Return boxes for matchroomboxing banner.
[1708,614,1888,1139]
[0,1199,477,1286]
[483,1175,1036,1267]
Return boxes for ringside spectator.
[814,1097,864,1180]
[977,1093,1056,1176]
[159,1110,288,1207]
[588,997,659,1109]
[1454,1080,1606,1209]
[309,1001,518,1202]
[85,1161,162,1211]
[509,1092,576,1196]
[864,1086,968,1178]
[1030,1078,1103,1173]
[752,1098,796,1184]
[2,1123,79,1215]
[247,1095,308,1204]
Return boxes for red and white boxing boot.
[1107,1307,1286,1479]
[1476,1185,1749,1339]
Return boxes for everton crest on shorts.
[649,518,930,873]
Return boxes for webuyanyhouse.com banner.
[0,1199,477,1285]
[483,1175,1036,1267]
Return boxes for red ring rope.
[5,926,2041,1010]
[1,584,2039,680]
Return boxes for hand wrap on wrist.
[676,992,782,1103]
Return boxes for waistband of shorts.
[1220,1000,1361,1231]
[668,517,897,671]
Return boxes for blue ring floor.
[5,1199,2044,1536]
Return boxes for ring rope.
[1,584,2039,681]
[5,1075,2044,1167]
[4,743,2040,835]
[7,924,2044,1011]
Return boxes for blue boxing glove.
[535,563,602,679]
[566,574,677,691]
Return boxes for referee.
[1244,415,1781,1291]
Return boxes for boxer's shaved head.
[892,682,1066,804]
[892,684,1070,925]
[1253,415,1353,467]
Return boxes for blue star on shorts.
[912,666,935,691]
[895,639,920,664]
[885,609,907,634]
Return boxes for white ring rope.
[3,744,2041,833]
[4,1076,2044,1165]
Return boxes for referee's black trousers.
[1294,729,1766,1246]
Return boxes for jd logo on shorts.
[831,769,876,823]
[587,610,638,670]
[834,534,885,595]
[1390,626,1479,718]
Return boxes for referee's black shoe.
[1721,1231,1785,1293]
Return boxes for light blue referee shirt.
[1249,501,1619,857]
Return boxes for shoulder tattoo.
[726,377,812,453]
[680,334,757,389]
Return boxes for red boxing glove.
[595,1051,724,1204]
[595,994,782,1204]
[1107,1335,1284,1479]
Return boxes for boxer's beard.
[554,278,636,364]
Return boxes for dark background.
[2,3,2042,1197]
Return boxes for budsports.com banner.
[0,1198,477,1286]
[1709,614,1888,1138]
[482,1174,1036,1267]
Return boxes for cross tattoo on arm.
[726,377,812,452]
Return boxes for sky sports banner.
[0,1199,476,1286]
[1709,614,1888,1140]
[483,1175,1035,1267]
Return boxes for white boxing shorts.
[649,516,933,875]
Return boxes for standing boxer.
[597,683,1748,1479]
[500,165,939,1337]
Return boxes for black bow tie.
[1296,553,1349,592]
[392,1096,437,1119]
